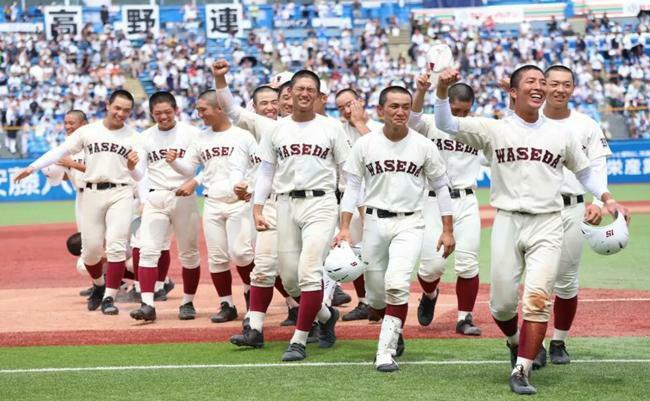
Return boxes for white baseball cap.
[319,79,330,96]
[580,211,629,255]
[272,71,293,87]
[426,43,454,88]
[42,164,66,186]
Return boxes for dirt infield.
[1,200,649,348]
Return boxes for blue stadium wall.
[1,139,649,202]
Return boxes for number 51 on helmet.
[581,211,629,255]
[325,241,364,283]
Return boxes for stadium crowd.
[1,5,650,157]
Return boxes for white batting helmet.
[325,241,364,283]
[42,164,66,186]
[580,211,629,255]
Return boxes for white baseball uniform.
[434,96,597,323]
[409,112,482,285]
[135,121,201,271]
[545,110,611,300]
[174,125,257,273]
[342,128,450,310]
[65,151,87,232]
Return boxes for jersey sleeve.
[185,140,203,167]
[422,140,447,180]
[236,109,276,142]
[257,125,276,164]
[342,139,365,177]
[333,123,351,164]
[585,118,612,161]
[563,132,591,174]
[455,117,493,151]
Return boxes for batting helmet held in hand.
[325,241,364,283]
[581,211,629,255]
[66,232,82,256]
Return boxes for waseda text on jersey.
[365,160,424,177]
[494,147,561,168]
[147,148,187,163]
[199,146,234,162]
[433,138,479,155]
[86,142,131,158]
[275,144,331,160]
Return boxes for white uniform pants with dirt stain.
[250,196,281,288]
[489,210,563,323]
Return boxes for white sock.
[552,329,569,342]
[134,282,141,292]
[285,297,299,308]
[316,304,332,324]
[104,288,118,300]
[507,329,520,346]
[155,281,164,292]
[165,276,171,284]
[221,295,234,306]
[249,311,266,331]
[512,357,533,375]
[244,284,251,292]
[182,294,195,305]
[290,330,309,346]
[141,292,154,307]
[92,277,105,286]
[458,311,471,321]
[359,297,367,304]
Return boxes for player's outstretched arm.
[14,144,72,183]
[251,160,275,231]
[333,173,362,247]
[165,149,195,176]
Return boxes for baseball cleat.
[532,345,547,370]
[318,306,339,348]
[307,322,319,344]
[242,317,250,331]
[230,328,264,348]
[280,307,298,326]
[130,303,156,321]
[100,296,119,315]
[178,302,197,320]
[549,340,571,364]
[375,352,399,372]
[455,313,482,336]
[211,302,238,323]
[342,302,369,321]
[154,289,168,302]
[395,334,405,357]
[507,341,519,368]
[79,286,93,297]
[281,343,306,362]
[164,278,175,295]
[87,284,105,311]
[509,364,537,395]
[331,286,352,307]
[116,287,141,303]
[417,288,439,326]
[368,307,384,322]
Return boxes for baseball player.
[128,91,201,322]
[166,89,257,324]
[333,88,384,320]
[333,85,455,372]
[59,110,88,231]
[530,65,612,367]
[252,70,349,361]
[434,66,629,395]
[409,76,484,336]
[14,90,143,315]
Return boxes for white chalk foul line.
[2,359,650,374]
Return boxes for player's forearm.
[71,161,86,172]
[352,119,371,135]
[434,96,460,135]
[215,87,243,124]
[441,215,453,233]
[588,156,608,208]
[340,211,353,232]
[30,145,71,170]
[136,174,150,202]
[340,173,362,214]
[253,161,274,205]
[575,166,609,202]
[412,86,426,113]
[429,174,453,216]
[130,158,147,181]
[168,158,195,177]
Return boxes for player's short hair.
[509,65,545,89]
[278,81,292,96]
[65,109,87,122]
[448,83,475,104]
[149,91,177,113]
[290,70,321,92]
[198,89,219,107]
[544,64,576,85]
[378,86,412,106]
[66,232,82,256]
[334,88,360,100]
[252,85,278,105]
[108,89,135,107]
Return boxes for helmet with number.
[580,211,629,255]
[325,241,364,283]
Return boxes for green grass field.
[1,338,649,401]
[1,183,648,400]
